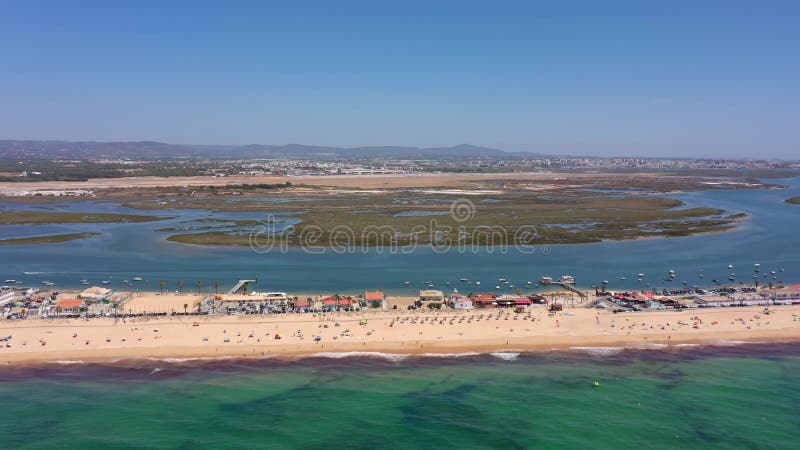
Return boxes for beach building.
[365,291,385,308]
[79,286,112,302]
[322,296,339,312]
[293,299,311,312]
[212,291,290,314]
[771,286,800,304]
[448,292,473,309]
[0,291,18,307]
[495,295,532,308]
[690,293,768,307]
[337,296,356,310]
[472,293,497,308]
[56,298,83,316]
[418,290,445,308]
[527,294,548,304]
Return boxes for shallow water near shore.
[1,343,799,449]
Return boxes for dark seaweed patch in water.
[3,342,800,382]
[400,384,527,449]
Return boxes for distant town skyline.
[1,1,798,158]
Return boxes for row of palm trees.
[158,279,221,295]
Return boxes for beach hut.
[365,291,386,309]
[322,296,339,312]
[293,299,310,312]
[337,297,356,311]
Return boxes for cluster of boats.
[3,276,145,288]
[405,275,577,291]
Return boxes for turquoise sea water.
[1,177,799,294]
[1,345,799,449]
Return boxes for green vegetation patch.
[0,232,101,245]
[162,194,738,247]
[0,211,169,225]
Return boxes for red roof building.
[57,299,82,309]
[365,291,385,301]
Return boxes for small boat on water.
[620,277,627,281]
[132,277,143,282]
[403,281,411,285]
[475,281,481,286]
[498,278,508,283]
[728,264,734,269]
[4,280,15,284]
[101,280,110,285]
[638,273,645,278]
[460,278,470,282]
[81,281,90,286]
[495,285,501,290]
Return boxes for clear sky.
[1,0,798,158]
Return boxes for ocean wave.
[144,356,240,363]
[706,340,765,347]
[569,346,627,356]
[307,352,410,362]
[489,352,520,361]
[47,360,86,365]
[418,352,482,358]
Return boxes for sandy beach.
[2,305,799,365]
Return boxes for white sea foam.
[48,360,86,365]
[706,340,765,347]
[307,352,410,362]
[631,343,669,350]
[489,352,520,361]
[569,346,626,356]
[418,352,482,358]
[145,356,239,363]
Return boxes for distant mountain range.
[0,140,547,160]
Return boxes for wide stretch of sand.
[2,305,800,365]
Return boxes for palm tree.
[196,280,202,294]
[177,280,184,294]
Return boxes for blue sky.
[0,0,798,158]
